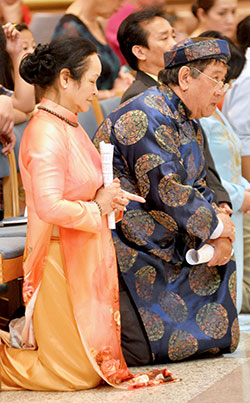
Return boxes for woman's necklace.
[38,105,79,127]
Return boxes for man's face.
[188,61,228,119]
[140,17,176,75]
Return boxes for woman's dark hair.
[192,0,215,18]
[237,15,250,54]
[0,24,14,90]
[199,30,246,82]
[118,6,170,71]
[20,36,97,89]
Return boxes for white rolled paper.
[100,141,116,229]
[186,244,215,265]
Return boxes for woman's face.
[68,53,102,113]
[200,0,238,38]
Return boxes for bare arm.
[3,23,35,113]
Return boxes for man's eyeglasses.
[191,67,230,93]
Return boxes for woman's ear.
[178,66,191,91]
[59,68,71,89]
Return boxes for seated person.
[93,37,238,366]
[199,30,248,313]
[0,0,31,25]
[106,0,166,65]
[0,92,15,219]
[0,23,35,124]
[223,16,250,313]
[15,23,36,54]
[190,0,237,40]
[52,0,134,100]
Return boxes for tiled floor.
[1,314,250,403]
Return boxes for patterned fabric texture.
[93,85,239,363]
[164,38,230,68]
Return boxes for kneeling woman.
[0,36,174,390]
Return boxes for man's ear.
[132,45,147,61]
[196,7,207,24]
[178,66,192,91]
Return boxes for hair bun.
[20,43,56,87]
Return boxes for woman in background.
[191,0,238,39]
[52,0,134,100]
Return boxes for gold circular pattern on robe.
[159,85,174,100]
[230,317,240,353]
[189,265,221,296]
[194,187,206,201]
[186,153,197,181]
[137,174,151,199]
[121,210,155,245]
[155,125,181,157]
[159,290,188,323]
[148,247,173,263]
[158,173,192,207]
[150,210,178,232]
[165,263,182,283]
[93,118,112,150]
[144,94,175,118]
[114,110,148,145]
[196,303,229,339]
[134,154,165,198]
[135,265,156,302]
[196,126,204,147]
[135,154,165,177]
[168,330,199,361]
[228,271,237,307]
[138,307,165,341]
[178,121,196,143]
[112,237,138,273]
[200,347,220,355]
[187,206,213,241]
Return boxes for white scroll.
[186,244,214,265]
[186,244,234,265]
[100,141,116,229]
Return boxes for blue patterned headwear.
[164,38,230,68]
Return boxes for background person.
[0,23,35,124]
[199,30,248,313]
[52,0,134,100]
[191,0,238,39]
[106,0,166,65]
[0,0,31,25]
[223,15,250,312]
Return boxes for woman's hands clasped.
[94,178,145,216]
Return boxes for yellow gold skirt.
[0,237,101,391]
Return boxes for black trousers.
[119,274,152,366]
